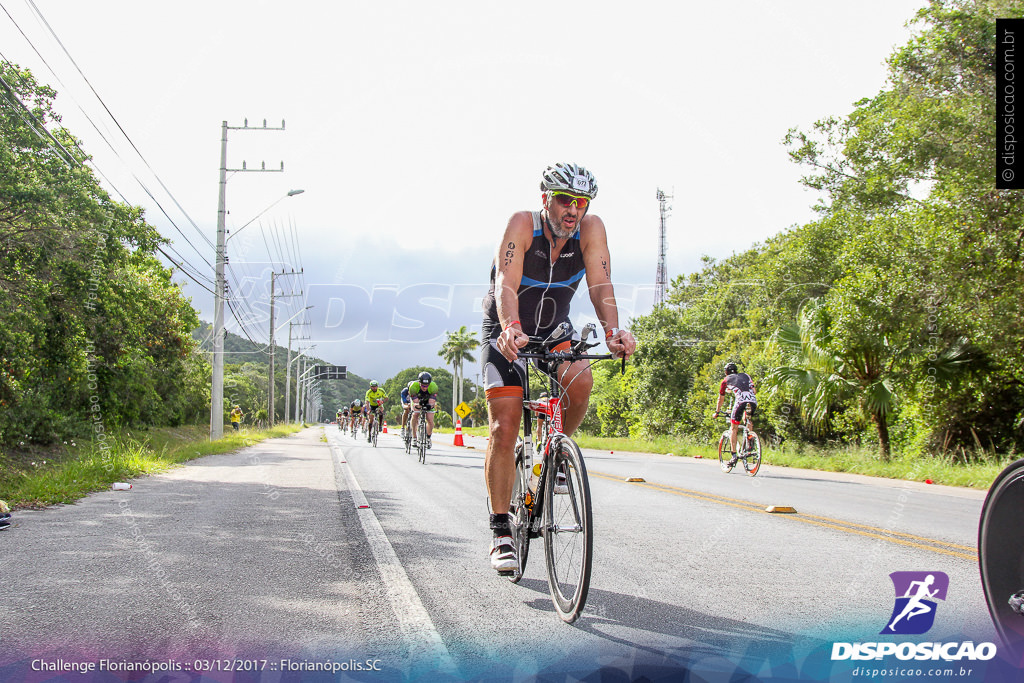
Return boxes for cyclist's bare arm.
[580,215,635,358]
[494,212,533,361]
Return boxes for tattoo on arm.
[601,257,609,279]
[503,241,516,268]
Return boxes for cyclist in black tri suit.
[480,162,636,573]
[713,362,758,467]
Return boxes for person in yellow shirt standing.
[230,405,243,431]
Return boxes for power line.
[21,0,215,256]
[1,1,217,275]
[1,7,274,340]
[1,58,217,294]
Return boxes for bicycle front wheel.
[979,457,1024,665]
[543,436,593,623]
[744,432,761,477]
[718,432,734,473]
[508,441,532,583]
[418,423,427,464]
[372,421,379,447]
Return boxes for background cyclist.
[349,398,364,433]
[713,362,758,467]
[364,381,389,442]
[480,162,636,573]
[408,371,439,449]
[400,385,412,438]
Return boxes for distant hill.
[193,322,369,415]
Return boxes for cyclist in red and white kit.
[713,362,757,467]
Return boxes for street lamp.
[210,185,305,440]
[228,189,305,243]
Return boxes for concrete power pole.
[268,270,302,427]
[211,118,286,440]
[654,188,673,306]
[285,322,310,423]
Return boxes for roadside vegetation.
[0,424,304,509]
[572,2,1024,473]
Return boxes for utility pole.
[297,356,306,423]
[654,188,673,307]
[285,324,311,423]
[211,118,286,441]
[268,269,303,427]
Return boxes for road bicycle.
[411,401,433,464]
[350,416,358,439]
[367,405,384,448]
[978,456,1024,664]
[507,322,623,623]
[717,408,761,476]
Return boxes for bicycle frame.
[508,322,621,622]
[413,400,433,463]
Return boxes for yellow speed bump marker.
[765,505,797,514]
[625,477,646,482]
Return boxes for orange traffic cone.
[382,420,388,434]
[453,417,465,446]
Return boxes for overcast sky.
[0,0,927,382]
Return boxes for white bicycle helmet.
[540,162,598,199]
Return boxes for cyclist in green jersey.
[408,372,439,449]
[364,381,389,442]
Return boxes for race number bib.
[572,175,590,193]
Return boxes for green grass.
[431,425,1012,490]
[0,423,306,509]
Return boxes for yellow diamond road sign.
[456,402,471,419]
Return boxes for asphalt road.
[0,426,1002,681]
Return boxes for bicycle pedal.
[496,569,514,577]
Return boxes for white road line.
[328,434,458,674]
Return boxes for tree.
[0,62,207,446]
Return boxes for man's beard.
[543,210,579,239]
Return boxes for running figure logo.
[881,571,949,635]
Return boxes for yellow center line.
[589,470,978,563]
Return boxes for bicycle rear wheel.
[979,457,1024,665]
[718,432,734,473]
[744,432,761,476]
[507,441,532,583]
[543,436,592,623]
[404,427,412,454]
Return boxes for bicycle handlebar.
[515,322,627,372]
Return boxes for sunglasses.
[551,192,590,210]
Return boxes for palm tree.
[763,302,898,460]
[438,326,480,420]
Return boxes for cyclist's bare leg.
[485,395,522,515]
[410,408,420,437]
[555,359,594,436]
[729,422,740,453]
[401,406,410,432]
[426,409,435,437]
